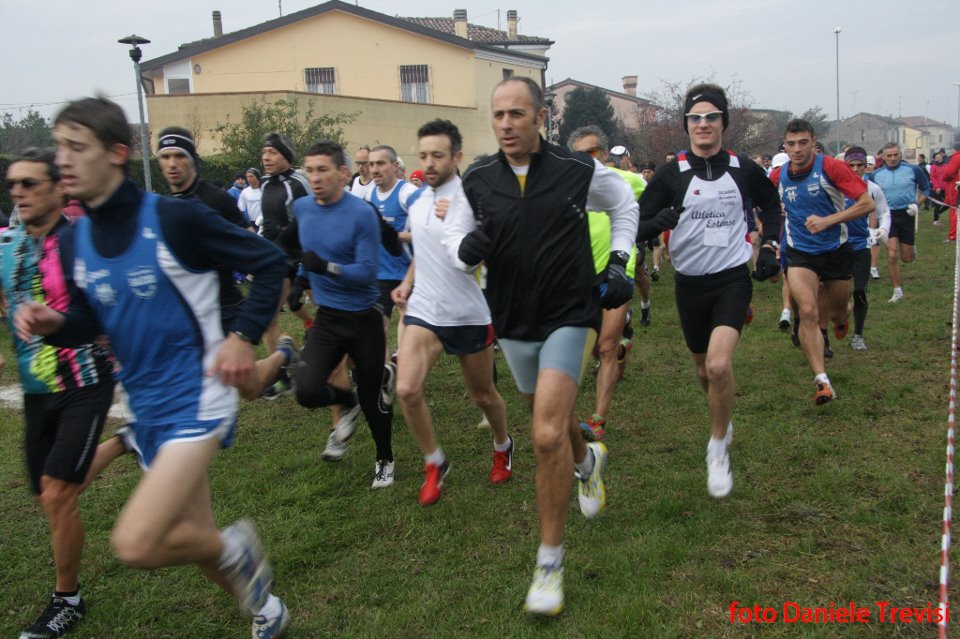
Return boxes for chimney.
[453,9,468,39]
[506,10,518,40]
[622,75,638,97]
[212,10,223,38]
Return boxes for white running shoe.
[321,430,348,461]
[251,596,290,639]
[870,267,880,280]
[372,460,395,488]
[220,520,273,615]
[334,400,362,443]
[524,563,564,616]
[888,290,904,303]
[724,422,733,448]
[576,442,607,518]
[706,448,732,498]
[851,334,867,351]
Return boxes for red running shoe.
[419,460,451,506]
[490,436,513,484]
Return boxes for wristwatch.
[611,250,630,265]
[231,330,255,344]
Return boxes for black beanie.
[262,132,295,164]
[683,89,729,132]
[157,129,200,166]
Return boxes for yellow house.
[140,1,552,164]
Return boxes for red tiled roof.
[401,17,551,44]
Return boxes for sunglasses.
[685,111,723,125]
[580,146,603,156]
[4,178,53,190]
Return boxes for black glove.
[600,251,634,309]
[301,251,341,276]
[458,229,491,267]
[287,276,309,311]
[752,246,780,281]
[650,206,683,234]
[379,216,404,256]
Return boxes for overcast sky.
[3,0,958,128]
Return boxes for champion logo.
[693,189,702,195]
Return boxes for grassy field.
[0,219,957,638]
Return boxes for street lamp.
[834,27,841,156]
[118,34,152,192]
[953,82,960,129]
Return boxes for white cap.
[867,155,876,166]
[771,152,789,168]
[610,145,629,156]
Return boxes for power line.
[0,93,137,109]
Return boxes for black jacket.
[461,139,600,340]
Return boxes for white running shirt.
[405,175,491,326]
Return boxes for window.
[400,65,430,103]
[305,67,336,95]
[503,68,514,81]
[167,78,191,95]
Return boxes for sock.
[707,436,727,456]
[894,286,903,295]
[494,435,512,451]
[575,448,595,477]
[425,447,446,467]
[54,588,80,606]
[782,307,791,317]
[815,373,830,385]
[536,543,563,568]
[217,529,243,571]
[640,300,651,310]
[254,594,281,618]
[276,343,295,367]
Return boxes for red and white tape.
[939,234,960,638]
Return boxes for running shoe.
[640,305,651,327]
[524,563,564,616]
[321,431,348,461]
[823,342,833,359]
[19,596,85,639]
[251,597,290,639]
[576,442,607,518]
[706,448,732,498]
[851,334,867,351]
[889,290,904,303]
[260,378,292,401]
[744,304,754,325]
[833,320,849,340]
[778,308,791,330]
[790,330,800,348]
[380,362,397,407]
[490,437,513,484]
[578,415,606,442]
[617,337,632,364]
[372,460,395,489]
[419,460,451,506]
[815,381,837,405]
[333,398,362,443]
[870,267,880,280]
[221,520,273,614]
[650,266,660,282]
[477,413,491,428]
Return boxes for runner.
[459,77,638,615]
[4,147,115,639]
[636,83,782,498]
[769,118,874,403]
[276,140,396,488]
[15,96,291,638]
[390,119,512,506]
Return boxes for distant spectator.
[238,168,263,228]
[227,171,246,201]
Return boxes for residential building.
[140,1,552,163]
[828,113,957,160]
[547,77,656,134]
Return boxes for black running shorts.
[24,382,115,494]
[674,264,753,355]
[786,244,854,282]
